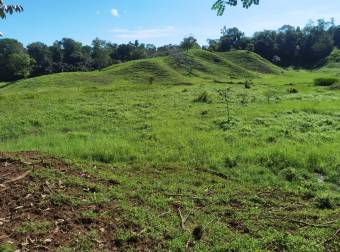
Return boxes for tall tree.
[180,36,200,51]
[91,38,112,69]
[0,38,32,80]
[27,42,53,76]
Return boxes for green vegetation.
[15,221,53,235]
[0,49,339,250]
[0,0,23,20]
[212,0,259,15]
[1,18,339,83]
[314,77,339,86]
[325,48,340,68]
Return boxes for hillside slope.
[218,50,282,74]
[2,49,283,90]
[324,48,340,68]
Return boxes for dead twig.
[323,228,340,244]
[177,206,194,231]
[44,181,54,193]
[3,170,31,185]
[165,193,204,200]
[271,216,336,228]
[0,235,9,241]
[158,209,171,218]
[198,168,229,180]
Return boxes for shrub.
[194,91,212,103]
[314,77,338,86]
[316,197,334,209]
[238,92,250,105]
[149,76,155,84]
[244,81,251,89]
[224,156,237,168]
[279,167,299,182]
[287,87,298,94]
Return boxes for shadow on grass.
[0,80,20,90]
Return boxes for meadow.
[0,49,339,251]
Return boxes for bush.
[194,91,212,103]
[224,156,237,168]
[149,76,155,84]
[314,77,338,86]
[279,167,299,182]
[316,197,334,209]
[287,88,299,94]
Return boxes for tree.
[0,38,32,80]
[253,30,278,62]
[299,20,334,66]
[217,87,233,122]
[332,26,340,48]
[6,53,32,79]
[27,42,53,76]
[212,0,259,15]
[276,25,301,67]
[91,38,112,69]
[219,27,246,51]
[180,36,200,51]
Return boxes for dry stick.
[198,168,229,180]
[44,181,54,193]
[270,216,336,228]
[177,207,194,231]
[3,170,31,185]
[158,209,171,218]
[165,193,204,200]
[0,170,32,192]
[323,228,340,244]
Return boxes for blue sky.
[1,0,340,46]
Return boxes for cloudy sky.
[2,0,340,46]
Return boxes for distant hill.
[2,49,283,90]
[102,49,282,84]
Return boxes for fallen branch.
[323,228,340,244]
[3,170,31,185]
[270,216,336,228]
[177,207,194,231]
[158,209,171,218]
[198,168,229,180]
[165,193,204,200]
[0,235,9,241]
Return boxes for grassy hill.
[218,50,283,74]
[0,49,339,251]
[324,48,340,69]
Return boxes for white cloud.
[111,9,119,17]
[109,26,177,40]
[96,10,100,15]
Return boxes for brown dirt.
[0,152,151,251]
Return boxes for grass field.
[0,49,339,251]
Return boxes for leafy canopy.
[212,0,259,15]
[0,0,23,19]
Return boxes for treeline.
[207,19,340,67]
[0,19,339,82]
[0,38,166,81]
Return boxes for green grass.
[325,48,340,68]
[0,49,339,251]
